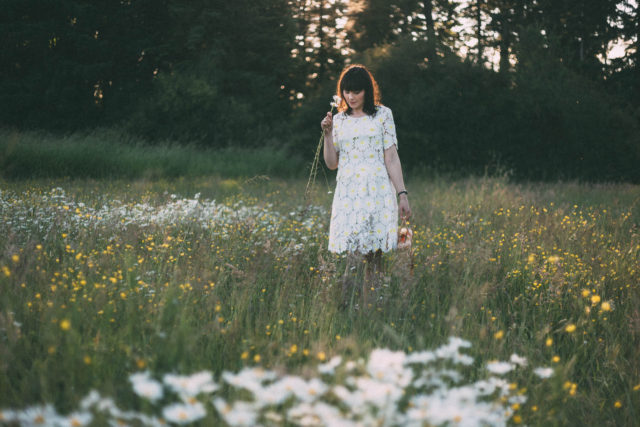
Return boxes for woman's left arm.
[384,145,411,220]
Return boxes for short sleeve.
[381,107,398,150]
[332,114,340,152]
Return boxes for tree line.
[1,0,639,181]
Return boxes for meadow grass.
[0,129,304,180]
[0,174,639,425]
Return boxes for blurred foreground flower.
[129,371,163,402]
[1,337,554,427]
[163,402,206,425]
[534,367,554,379]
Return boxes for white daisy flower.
[16,404,60,427]
[55,411,93,427]
[163,371,218,398]
[509,353,527,367]
[534,367,554,379]
[212,398,258,427]
[318,355,342,375]
[486,361,514,375]
[162,402,206,425]
[129,371,163,402]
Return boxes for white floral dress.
[328,105,399,254]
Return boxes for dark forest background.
[1,0,640,182]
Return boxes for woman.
[320,64,411,305]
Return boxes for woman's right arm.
[321,112,339,170]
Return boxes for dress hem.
[328,245,397,255]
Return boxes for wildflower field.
[0,175,639,426]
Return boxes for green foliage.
[323,35,640,182]
[0,0,167,130]
[125,68,248,145]
[124,0,297,147]
[1,0,639,182]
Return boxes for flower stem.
[303,105,336,207]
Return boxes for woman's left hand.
[399,195,411,220]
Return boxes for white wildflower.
[509,353,527,367]
[16,404,60,427]
[367,348,412,387]
[453,352,475,366]
[434,337,472,361]
[331,385,365,411]
[0,409,17,423]
[288,401,353,427]
[404,350,436,365]
[344,361,357,372]
[129,371,163,402]
[355,377,404,409]
[221,367,276,395]
[472,379,498,396]
[212,398,258,427]
[486,361,514,375]
[284,377,328,403]
[252,380,294,407]
[55,411,93,427]
[533,367,554,379]
[318,355,342,375]
[162,402,206,425]
[163,371,218,398]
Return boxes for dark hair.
[336,64,381,116]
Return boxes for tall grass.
[0,175,639,425]
[0,129,305,180]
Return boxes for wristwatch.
[397,190,408,197]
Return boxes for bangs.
[340,71,368,93]
[335,64,380,115]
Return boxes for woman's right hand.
[321,112,333,133]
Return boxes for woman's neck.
[350,108,365,117]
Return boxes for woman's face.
[342,89,365,111]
